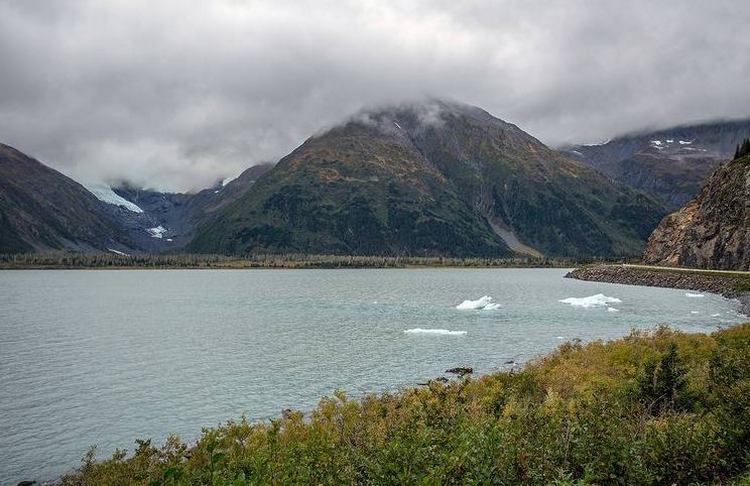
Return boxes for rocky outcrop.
[643,156,750,270]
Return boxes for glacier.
[86,184,144,213]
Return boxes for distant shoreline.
[566,263,750,314]
[0,252,633,270]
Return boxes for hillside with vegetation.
[188,100,665,258]
[61,324,750,485]
[0,143,135,253]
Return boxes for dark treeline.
[0,251,638,269]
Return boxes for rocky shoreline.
[566,264,750,315]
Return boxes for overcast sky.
[1,0,749,191]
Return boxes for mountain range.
[564,119,750,208]
[2,100,748,259]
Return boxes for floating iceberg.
[559,294,622,308]
[404,328,467,336]
[456,296,501,310]
[685,293,705,298]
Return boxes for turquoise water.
[0,268,745,483]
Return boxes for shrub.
[60,324,750,485]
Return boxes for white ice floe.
[559,294,622,308]
[456,296,501,310]
[146,226,167,238]
[685,293,705,298]
[679,140,693,145]
[607,307,620,313]
[404,328,467,336]
[86,184,144,213]
[691,311,700,314]
[107,248,129,256]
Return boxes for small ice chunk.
[456,296,501,310]
[404,328,466,336]
[559,294,622,308]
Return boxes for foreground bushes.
[61,324,750,485]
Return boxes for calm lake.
[0,268,745,483]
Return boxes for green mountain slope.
[189,100,666,257]
[0,143,134,253]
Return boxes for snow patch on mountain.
[146,226,167,238]
[86,184,144,213]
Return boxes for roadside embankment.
[566,264,750,314]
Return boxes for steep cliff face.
[643,155,750,270]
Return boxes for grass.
[60,323,750,485]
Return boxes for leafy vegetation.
[61,324,750,485]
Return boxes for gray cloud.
[1,0,749,191]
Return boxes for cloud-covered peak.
[1,0,749,191]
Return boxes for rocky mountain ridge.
[643,152,750,270]
[564,119,750,208]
